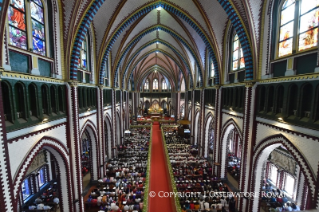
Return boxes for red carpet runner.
[148,122,175,212]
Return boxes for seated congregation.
[84,127,150,212]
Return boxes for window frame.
[77,33,91,83]
[275,0,319,59]
[144,79,149,90]
[284,173,295,198]
[7,0,51,57]
[231,32,245,72]
[153,79,158,90]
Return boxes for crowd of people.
[165,130,237,212]
[85,127,150,212]
[24,182,60,211]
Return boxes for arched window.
[211,60,215,77]
[8,0,27,50]
[78,34,91,83]
[30,0,46,55]
[278,0,319,57]
[153,79,158,90]
[144,79,149,90]
[79,35,88,70]
[232,33,245,71]
[162,80,167,90]
[8,0,47,55]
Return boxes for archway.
[79,123,99,188]
[220,120,242,187]
[193,110,200,145]
[104,115,113,159]
[116,111,121,145]
[13,137,72,212]
[204,113,214,158]
[250,135,317,212]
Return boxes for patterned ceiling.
[61,0,263,90]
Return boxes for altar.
[147,102,163,116]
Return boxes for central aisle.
[149,122,175,212]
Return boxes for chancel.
[0,0,318,212]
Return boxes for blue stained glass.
[32,37,45,56]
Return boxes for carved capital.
[245,81,256,88]
[68,80,78,87]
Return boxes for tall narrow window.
[285,174,295,197]
[278,0,295,57]
[144,79,149,90]
[21,177,32,200]
[38,166,47,188]
[31,0,46,56]
[232,34,245,71]
[270,164,278,184]
[8,0,27,50]
[79,35,88,70]
[211,61,215,77]
[153,79,158,90]
[162,80,167,90]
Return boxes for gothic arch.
[219,118,243,178]
[204,112,215,158]
[194,109,200,145]
[250,134,317,211]
[79,120,99,180]
[103,113,113,158]
[13,136,72,212]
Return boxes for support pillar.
[67,81,84,212]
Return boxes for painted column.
[111,89,116,157]
[213,85,221,177]
[240,82,257,212]
[177,92,180,120]
[191,90,195,144]
[199,89,205,156]
[0,69,14,212]
[97,85,104,178]
[119,90,123,144]
[67,81,84,212]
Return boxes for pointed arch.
[251,134,317,211]
[13,136,72,212]
[79,120,99,180]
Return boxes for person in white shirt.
[204,201,210,210]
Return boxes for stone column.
[67,80,84,211]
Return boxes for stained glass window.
[278,0,295,57]
[153,79,158,90]
[38,166,47,187]
[21,177,31,200]
[298,0,319,51]
[232,34,245,71]
[31,0,45,56]
[162,80,167,90]
[8,0,27,50]
[144,80,149,90]
[278,0,319,57]
[79,36,89,70]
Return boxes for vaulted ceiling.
[63,0,263,90]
